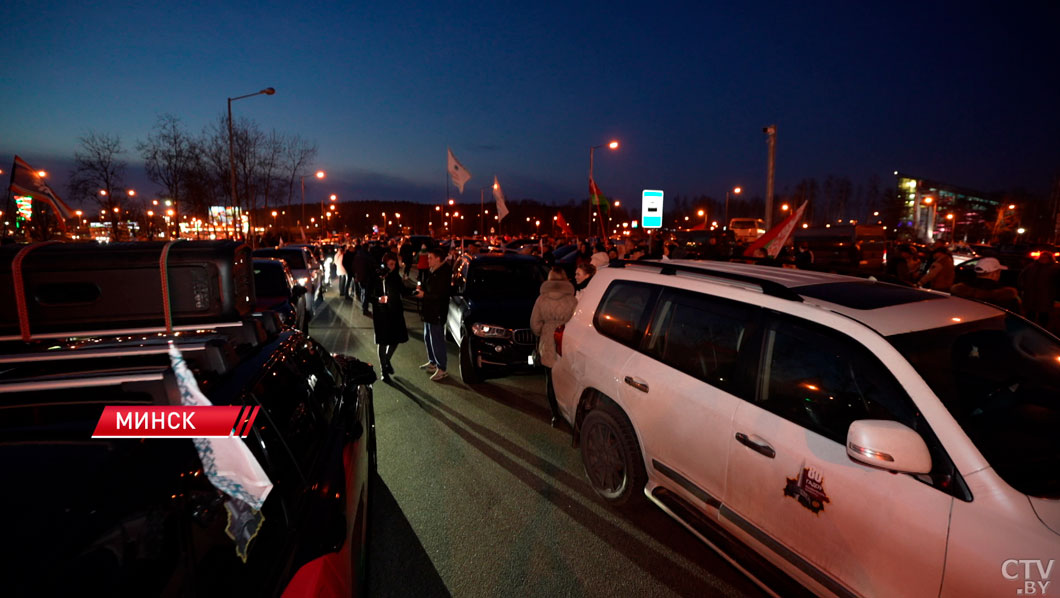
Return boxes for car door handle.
[624,376,649,393]
[735,432,776,459]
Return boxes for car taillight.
[1031,251,1041,259]
[554,324,565,357]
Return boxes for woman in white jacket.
[530,267,579,426]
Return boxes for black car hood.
[462,294,538,329]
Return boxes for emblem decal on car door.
[784,466,830,514]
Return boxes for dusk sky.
[3,1,1058,210]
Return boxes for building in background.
[894,172,999,243]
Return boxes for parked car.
[793,224,886,271]
[253,257,310,331]
[445,252,548,383]
[551,259,1060,598]
[728,218,765,243]
[1,242,377,597]
[253,247,321,305]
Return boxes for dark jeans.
[424,322,447,371]
[378,344,397,372]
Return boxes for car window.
[757,315,920,445]
[888,315,1060,498]
[594,281,658,348]
[643,289,755,395]
[254,265,290,297]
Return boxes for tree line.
[66,114,317,239]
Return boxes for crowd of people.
[322,232,1060,396]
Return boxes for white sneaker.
[430,369,448,381]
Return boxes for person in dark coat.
[399,238,416,279]
[341,242,358,299]
[373,253,409,382]
[1019,252,1059,328]
[352,243,373,315]
[412,247,452,381]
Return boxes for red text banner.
[92,405,260,438]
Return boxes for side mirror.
[291,284,308,300]
[846,420,932,474]
[341,356,377,386]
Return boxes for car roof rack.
[619,259,804,303]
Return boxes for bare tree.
[68,131,128,239]
[137,114,194,209]
[281,135,318,220]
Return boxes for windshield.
[888,315,1060,498]
[730,220,757,229]
[466,262,546,297]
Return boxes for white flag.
[493,175,509,222]
[447,147,472,194]
[169,342,273,510]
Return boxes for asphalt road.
[310,289,764,598]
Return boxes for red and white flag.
[743,202,807,258]
[493,175,509,222]
[555,211,573,236]
[9,156,75,224]
[447,148,472,194]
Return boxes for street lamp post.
[589,140,619,238]
[228,87,275,241]
[724,186,742,229]
[300,170,325,231]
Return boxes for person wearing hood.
[530,267,579,426]
[918,244,955,292]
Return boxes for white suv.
[551,259,1060,598]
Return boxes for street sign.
[642,190,663,229]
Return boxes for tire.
[579,402,647,507]
[459,333,482,384]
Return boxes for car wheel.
[579,403,647,507]
[459,332,482,384]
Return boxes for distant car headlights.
[297,277,309,287]
[472,323,512,339]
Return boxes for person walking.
[950,257,1022,313]
[1019,252,1059,328]
[413,247,452,381]
[530,267,578,426]
[399,238,416,279]
[918,244,955,292]
[341,242,358,300]
[353,243,373,315]
[335,245,349,298]
[373,252,409,382]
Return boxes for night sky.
[2,1,1058,210]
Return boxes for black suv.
[445,251,547,383]
[0,241,376,597]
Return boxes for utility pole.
[763,124,777,229]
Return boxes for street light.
[589,139,620,237]
[228,86,275,240]
[724,186,742,228]
[300,169,325,228]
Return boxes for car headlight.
[296,277,308,286]
[472,323,512,339]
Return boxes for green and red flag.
[589,177,609,212]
